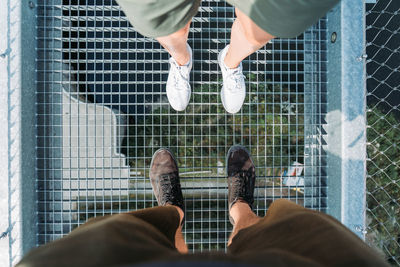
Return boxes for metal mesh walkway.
[36,0,327,251]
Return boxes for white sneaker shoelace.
[169,58,191,90]
[224,67,245,93]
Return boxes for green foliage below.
[366,106,400,264]
[126,75,305,178]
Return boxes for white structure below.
[61,90,130,198]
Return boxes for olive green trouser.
[117,0,340,38]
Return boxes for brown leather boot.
[149,148,185,223]
[226,145,256,225]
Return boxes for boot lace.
[231,168,255,204]
[159,172,182,205]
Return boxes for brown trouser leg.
[228,199,388,267]
[18,200,388,267]
[17,206,181,267]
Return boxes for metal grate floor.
[36,0,327,251]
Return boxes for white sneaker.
[166,44,192,111]
[218,45,246,114]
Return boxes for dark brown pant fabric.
[17,200,388,267]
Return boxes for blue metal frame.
[325,0,367,239]
[1,0,38,266]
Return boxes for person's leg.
[17,206,183,267]
[149,148,188,253]
[117,0,196,65]
[228,201,260,246]
[225,145,258,245]
[127,203,187,254]
[117,0,200,111]
[170,204,188,253]
[157,21,191,66]
[219,0,341,114]
[224,8,275,69]
[17,148,188,267]
[218,8,275,114]
[228,199,389,267]
[158,22,193,111]
[224,145,387,266]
